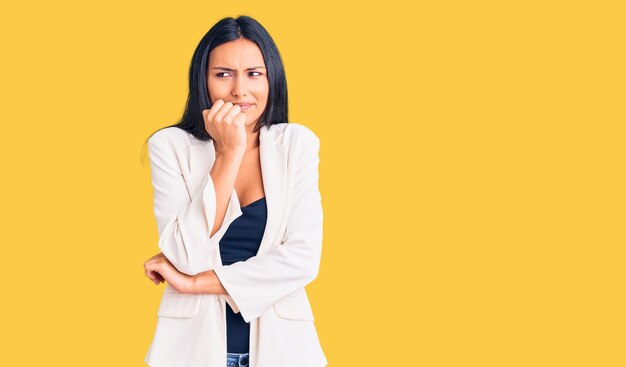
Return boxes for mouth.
[235,103,254,111]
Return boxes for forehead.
[208,38,265,67]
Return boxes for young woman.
[142,15,327,367]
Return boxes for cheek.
[207,80,218,91]
[207,87,228,102]
[258,87,269,104]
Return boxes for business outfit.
[144,122,327,367]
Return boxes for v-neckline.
[241,196,266,209]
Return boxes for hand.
[202,99,247,155]
[143,252,194,294]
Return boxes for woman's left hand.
[143,253,194,294]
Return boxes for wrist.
[189,271,207,295]
[190,269,223,295]
[215,144,245,159]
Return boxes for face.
[207,38,269,130]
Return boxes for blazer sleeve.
[212,134,323,323]
[147,133,243,277]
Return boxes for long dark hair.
[146,15,288,145]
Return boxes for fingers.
[144,253,172,286]
[205,99,225,124]
[223,104,241,124]
[205,99,224,123]
[144,262,156,283]
[233,112,247,126]
[145,268,159,284]
[144,257,164,285]
[205,99,241,126]
[214,101,241,125]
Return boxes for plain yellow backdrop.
[0,0,624,366]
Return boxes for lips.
[234,103,253,111]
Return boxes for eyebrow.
[212,66,266,71]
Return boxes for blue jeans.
[226,352,249,367]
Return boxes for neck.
[245,123,261,151]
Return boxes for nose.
[231,74,248,97]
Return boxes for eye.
[215,71,263,78]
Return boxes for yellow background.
[1,1,624,366]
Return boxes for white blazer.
[144,122,327,367]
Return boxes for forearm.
[189,269,229,295]
[209,150,244,238]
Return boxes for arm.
[211,135,323,323]
[147,133,244,276]
[190,269,228,295]
[210,149,245,238]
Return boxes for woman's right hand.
[202,99,247,155]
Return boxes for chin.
[246,117,261,126]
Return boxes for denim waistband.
[226,352,249,367]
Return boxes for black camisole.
[219,196,267,353]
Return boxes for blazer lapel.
[257,125,289,255]
[187,125,289,256]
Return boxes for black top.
[219,196,267,353]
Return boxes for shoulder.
[281,122,320,151]
[148,126,191,151]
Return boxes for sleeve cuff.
[202,174,218,239]
[201,174,243,242]
[213,265,253,322]
[221,294,241,314]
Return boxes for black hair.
[145,15,288,145]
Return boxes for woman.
[142,15,327,367]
